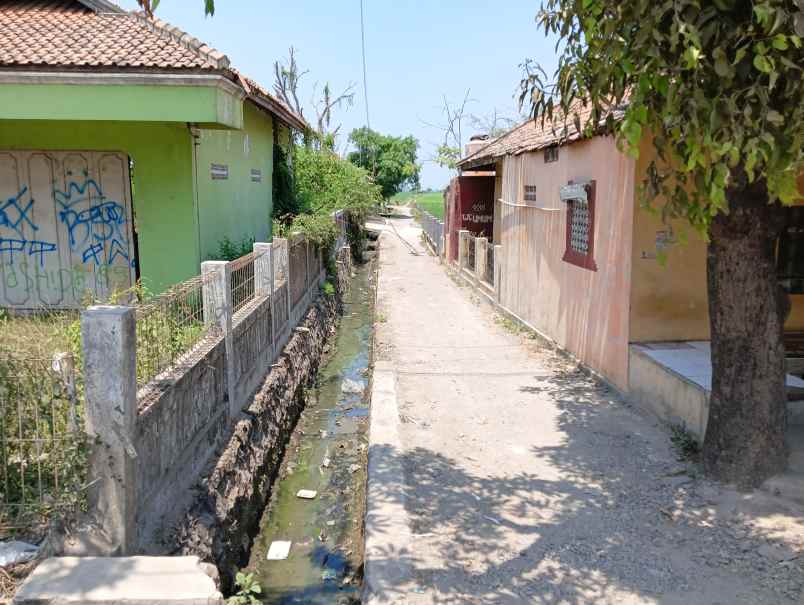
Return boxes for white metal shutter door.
[0,150,136,309]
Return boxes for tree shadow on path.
[366,366,804,604]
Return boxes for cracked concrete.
[364,211,804,604]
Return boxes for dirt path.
[364,211,804,605]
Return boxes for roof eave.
[246,92,308,132]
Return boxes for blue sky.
[119,1,557,189]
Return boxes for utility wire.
[359,0,377,179]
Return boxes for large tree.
[347,128,420,198]
[522,0,803,487]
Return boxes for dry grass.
[0,311,80,361]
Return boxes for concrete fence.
[456,231,502,303]
[79,229,344,554]
[417,209,445,257]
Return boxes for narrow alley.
[363,211,804,605]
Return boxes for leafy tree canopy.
[520,0,803,231]
[347,128,421,199]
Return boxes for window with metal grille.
[562,180,597,271]
[544,147,559,163]
[524,185,538,203]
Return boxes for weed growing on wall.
[214,236,256,262]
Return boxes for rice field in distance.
[391,190,445,219]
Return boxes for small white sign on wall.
[559,183,587,202]
[210,163,229,180]
[250,169,262,183]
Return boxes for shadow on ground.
[367,365,804,604]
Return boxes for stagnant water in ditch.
[245,254,375,605]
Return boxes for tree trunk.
[703,175,791,488]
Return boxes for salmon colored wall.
[496,137,636,390]
[493,163,503,244]
[629,139,804,341]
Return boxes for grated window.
[562,180,597,271]
[569,199,591,254]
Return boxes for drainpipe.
[188,123,203,266]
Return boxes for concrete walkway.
[364,212,804,604]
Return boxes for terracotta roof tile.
[0,0,220,70]
[459,100,625,168]
[0,0,309,129]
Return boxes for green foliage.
[272,143,299,222]
[521,0,803,231]
[347,127,421,199]
[214,236,255,262]
[434,144,461,170]
[228,572,262,605]
[670,424,701,461]
[322,280,336,297]
[295,145,382,218]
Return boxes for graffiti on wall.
[0,186,57,267]
[0,176,134,269]
[0,166,136,305]
[55,177,133,268]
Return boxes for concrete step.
[13,556,223,605]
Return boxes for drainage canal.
[245,253,375,604]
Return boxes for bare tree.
[469,108,521,139]
[421,89,475,170]
[273,47,308,118]
[312,81,357,140]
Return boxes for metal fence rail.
[467,237,476,275]
[0,352,84,530]
[134,274,219,391]
[230,252,256,314]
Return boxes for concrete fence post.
[81,305,138,555]
[272,237,291,330]
[202,260,236,419]
[494,244,503,304]
[253,242,272,299]
[475,237,488,286]
[253,242,275,362]
[458,230,469,272]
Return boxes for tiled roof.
[0,0,225,70]
[0,0,308,129]
[459,101,624,169]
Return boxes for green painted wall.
[196,103,274,259]
[0,83,243,128]
[0,120,198,292]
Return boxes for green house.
[0,0,306,308]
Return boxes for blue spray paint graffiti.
[0,160,136,307]
[0,187,39,238]
[0,237,57,267]
[53,177,134,269]
[0,187,57,267]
